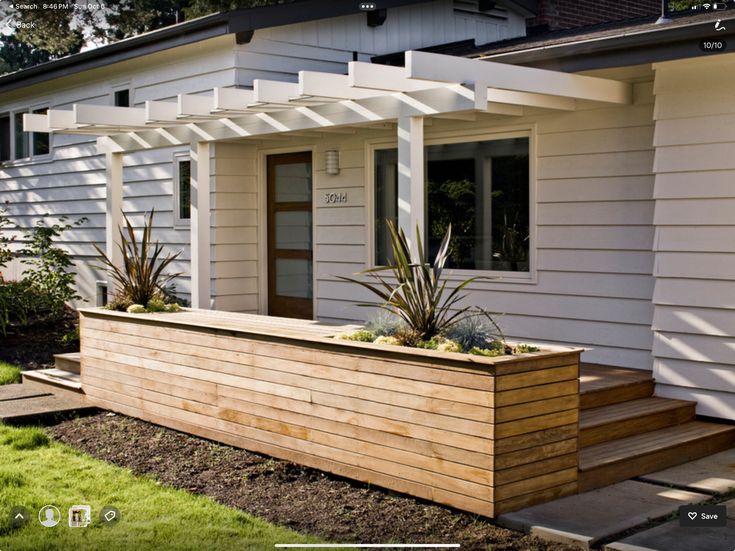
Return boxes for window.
[114,89,130,107]
[32,108,49,156]
[374,136,530,272]
[174,155,191,224]
[0,114,9,162]
[14,112,28,159]
[1,107,51,161]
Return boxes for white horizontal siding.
[650,54,735,419]
[299,71,657,369]
[210,142,259,313]
[0,37,240,306]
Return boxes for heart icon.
[688,512,697,520]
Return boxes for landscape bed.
[79,307,582,517]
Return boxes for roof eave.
[479,18,735,71]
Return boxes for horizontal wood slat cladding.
[79,309,582,517]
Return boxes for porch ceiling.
[24,50,632,152]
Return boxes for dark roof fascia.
[502,0,538,18]
[0,0,426,95]
[478,18,735,71]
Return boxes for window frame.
[0,112,10,163]
[111,82,132,107]
[173,151,192,228]
[366,126,537,284]
[1,103,53,164]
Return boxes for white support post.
[397,116,424,255]
[104,150,124,293]
[190,141,212,309]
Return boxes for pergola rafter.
[22,49,633,310]
[24,50,632,151]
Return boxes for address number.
[324,192,347,204]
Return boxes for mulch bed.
[49,413,578,551]
[0,307,78,369]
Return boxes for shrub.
[374,335,401,346]
[336,329,375,342]
[365,310,405,337]
[95,210,182,310]
[445,315,503,353]
[0,203,15,271]
[340,221,500,347]
[514,343,540,354]
[416,337,462,353]
[60,326,80,346]
[469,340,511,357]
[0,279,53,337]
[19,215,86,317]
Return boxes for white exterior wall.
[0,1,526,307]
[651,54,735,419]
[235,66,656,369]
[0,36,239,305]
[210,142,259,312]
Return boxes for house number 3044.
[324,192,347,204]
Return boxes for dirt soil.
[0,307,78,369]
[49,413,578,551]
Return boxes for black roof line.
[475,14,735,71]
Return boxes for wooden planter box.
[79,308,582,517]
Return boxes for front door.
[267,152,313,319]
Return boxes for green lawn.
[0,361,21,385]
[0,424,320,550]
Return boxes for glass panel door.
[267,152,313,319]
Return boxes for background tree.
[0,0,290,74]
[0,35,52,74]
[668,1,699,11]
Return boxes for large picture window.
[374,136,530,272]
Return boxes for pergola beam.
[213,87,256,111]
[178,94,216,118]
[406,50,632,104]
[74,104,148,127]
[299,71,382,100]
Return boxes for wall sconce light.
[325,149,340,175]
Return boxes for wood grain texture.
[79,310,582,517]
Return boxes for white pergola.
[25,50,631,308]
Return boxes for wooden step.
[22,369,85,402]
[580,363,654,410]
[54,352,80,374]
[580,397,696,447]
[578,421,735,492]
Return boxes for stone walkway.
[497,448,735,550]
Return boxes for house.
[1,1,734,423]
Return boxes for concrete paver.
[0,383,51,402]
[639,448,735,494]
[605,499,735,551]
[0,393,90,422]
[496,480,709,549]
